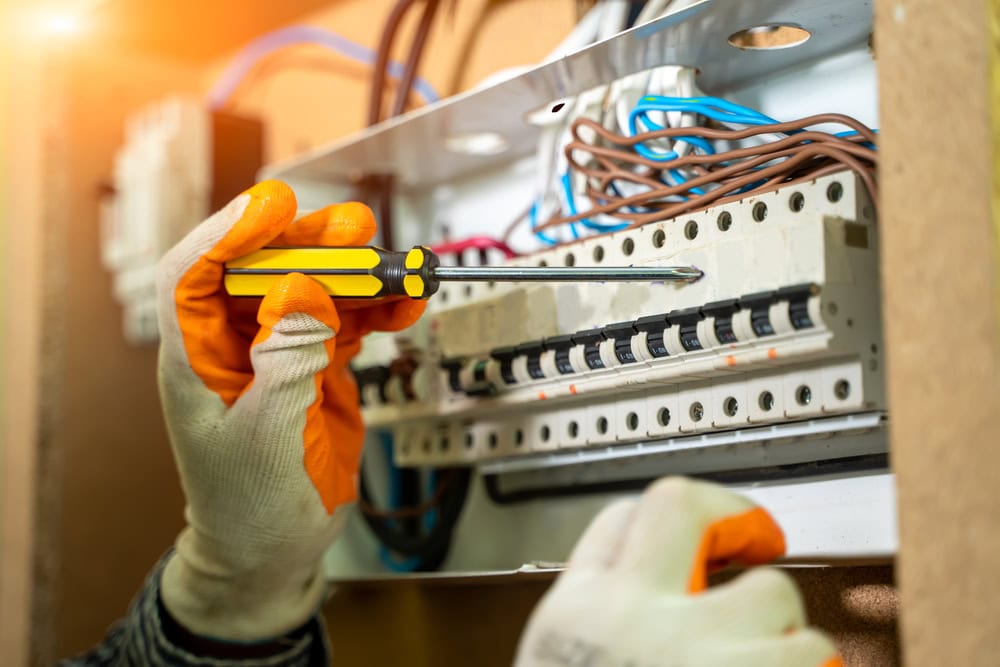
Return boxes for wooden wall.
[876,0,1000,664]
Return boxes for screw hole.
[652,229,666,248]
[423,439,432,453]
[758,391,775,412]
[464,432,474,448]
[828,302,838,316]
[796,385,812,406]
[728,24,812,50]
[488,432,498,449]
[716,211,732,231]
[439,290,448,303]
[622,238,635,256]
[723,396,739,417]
[827,181,844,202]
[752,202,768,222]
[464,285,473,297]
[689,401,704,422]
[540,425,550,442]
[596,416,609,434]
[487,281,496,290]
[657,407,671,427]
[834,379,851,400]
[515,429,524,446]
[684,220,699,240]
[846,318,854,328]
[593,245,605,262]
[626,412,639,431]
[789,192,805,212]
[870,343,878,354]
[564,253,575,267]
[538,259,548,267]
[440,436,450,451]
[568,421,579,438]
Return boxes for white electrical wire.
[525,0,719,246]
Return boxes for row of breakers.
[355,281,828,407]
[441,282,820,397]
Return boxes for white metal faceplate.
[259,0,892,574]
[263,0,873,193]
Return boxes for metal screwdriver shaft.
[432,265,703,283]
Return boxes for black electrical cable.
[389,0,442,118]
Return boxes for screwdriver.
[224,246,703,299]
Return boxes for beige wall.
[202,0,577,163]
[0,9,48,665]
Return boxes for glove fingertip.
[206,181,298,262]
[688,507,786,594]
[258,272,341,333]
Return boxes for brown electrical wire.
[537,113,878,233]
[390,0,442,118]
[368,0,423,126]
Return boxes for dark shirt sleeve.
[58,554,331,667]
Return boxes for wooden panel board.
[875,0,1000,664]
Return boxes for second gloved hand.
[156,181,425,642]
[515,477,842,667]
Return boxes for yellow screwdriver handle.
[224,245,440,299]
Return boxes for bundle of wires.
[526,0,704,247]
[535,98,878,234]
[360,433,471,572]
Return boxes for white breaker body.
[353,172,884,474]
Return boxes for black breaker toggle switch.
[604,321,639,364]
[777,283,820,330]
[515,341,547,380]
[489,346,518,385]
[544,334,577,375]
[635,313,670,358]
[572,329,607,370]
[740,291,777,337]
[668,307,704,351]
[440,357,465,393]
[702,299,740,345]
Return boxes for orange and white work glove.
[156,180,424,642]
[515,477,842,667]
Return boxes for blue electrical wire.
[377,431,425,573]
[206,25,441,110]
[530,201,559,245]
[561,173,628,232]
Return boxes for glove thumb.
[241,272,340,401]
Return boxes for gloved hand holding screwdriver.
[61,182,841,667]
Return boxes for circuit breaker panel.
[265,0,894,565]
[353,173,883,471]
